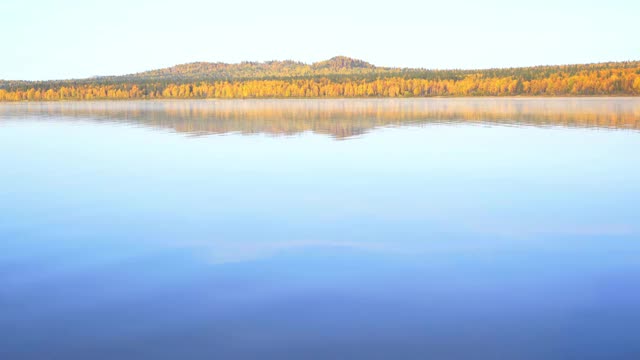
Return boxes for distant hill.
[101,56,390,82]
[1,57,640,100]
[312,56,375,70]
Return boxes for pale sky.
[2,0,638,80]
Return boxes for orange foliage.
[1,64,640,101]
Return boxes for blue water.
[1,99,639,359]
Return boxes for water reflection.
[1,98,639,138]
[1,100,640,359]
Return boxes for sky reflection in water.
[1,99,639,359]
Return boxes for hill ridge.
[110,56,389,82]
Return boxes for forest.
[1,56,639,101]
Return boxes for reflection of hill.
[2,98,639,139]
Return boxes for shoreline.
[1,95,639,103]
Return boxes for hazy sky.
[2,0,638,80]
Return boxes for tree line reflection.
[2,98,639,138]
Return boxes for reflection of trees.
[2,98,639,138]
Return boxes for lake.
[1,98,639,359]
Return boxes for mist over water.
[1,99,639,359]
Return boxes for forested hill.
[121,56,382,81]
[1,56,640,100]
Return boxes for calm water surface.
[1,99,639,359]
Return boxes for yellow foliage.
[1,64,639,101]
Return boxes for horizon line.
[3,56,640,83]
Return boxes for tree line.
[1,60,639,101]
